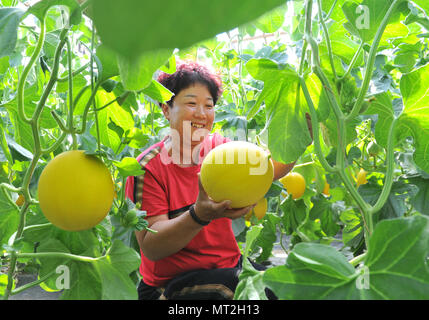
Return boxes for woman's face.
[162,83,215,149]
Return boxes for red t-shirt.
[125,133,241,287]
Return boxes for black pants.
[137,256,277,300]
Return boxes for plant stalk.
[346,0,401,122]
[17,17,46,124]
[303,0,372,239]
[316,0,337,80]
[299,77,336,173]
[369,118,397,215]
[15,252,102,263]
[3,26,69,301]
[339,41,364,81]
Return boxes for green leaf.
[246,58,311,164]
[37,238,72,291]
[113,157,145,177]
[244,225,263,258]
[398,63,429,173]
[263,242,356,299]
[57,251,102,299]
[322,21,364,67]
[234,271,268,300]
[3,84,57,152]
[117,49,173,92]
[93,240,140,300]
[363,215,429,299]
[28,0,82,25]
[364,92,395,148]
[90,90,134,152]
[234,225,268,300]
[280,197,307,235]
[56,73,87,93]
[359,180,418,223]
[339,208,364,251]
[309,196,340,237]
[253,4,286,33]
[0,8,26,58]
[96,44,120,83]
[36,238,140,299]
[408,177,429,215]
[252,213,281,263]
[393,42,421,73]
[0,188,19,247]
[304,73,331,122]
[141,80,174,104]
[92,0,287,60]
[342,0,408,45]
[22,222,54,244]
[263,215,429,299]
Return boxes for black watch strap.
[189,204,210,226]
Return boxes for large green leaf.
[253,4,287,34]
[305,73,331,122]
[246,58,311,164]
[323,22,364,67]
[0,8,26,58]
[95,44,119,83]
[263,215,429,299]
[398,63,429,173]
[363,215,429,299]
[34,235,140,299]
[93,240,141,300]
[141,80,174,104]
[91,0,287,60]
[342,0,408,45]
[263,242,357,299]
[117,49,173,92]
[90,90,135,152]
[27,0,81,25]
[364,64,429,175]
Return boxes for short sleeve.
[125,169,169,217]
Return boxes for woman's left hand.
[194,174,256,222]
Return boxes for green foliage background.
[0,0,429,300]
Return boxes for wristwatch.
[189,204,210,226]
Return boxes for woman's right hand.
[194,173,256,222]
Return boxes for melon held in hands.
[200,141,274,208]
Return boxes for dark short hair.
[157,60,223,107]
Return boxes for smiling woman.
[124,60,295,300]
[160,83,215,161]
